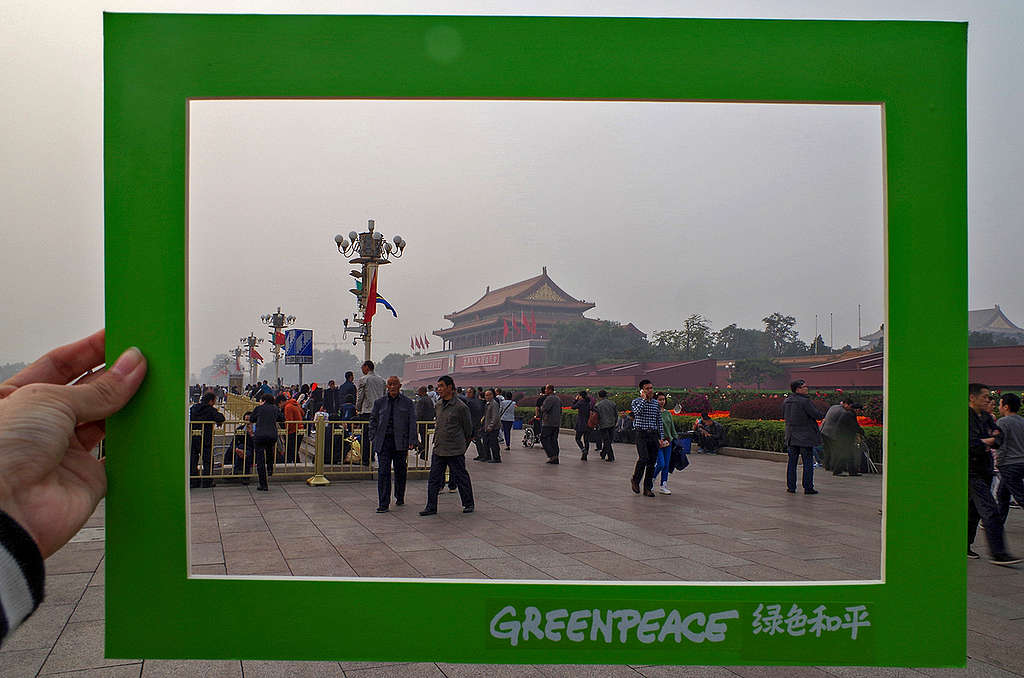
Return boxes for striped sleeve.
[0,510,44,643]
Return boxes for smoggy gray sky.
[3,1,1021,369]
[189,99,883,369]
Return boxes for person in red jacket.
[280,394,305,464]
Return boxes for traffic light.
[349,268,364,296]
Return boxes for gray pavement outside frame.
[4,430,1024,677]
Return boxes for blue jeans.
[787,446,815,492]
[653,445,671,484]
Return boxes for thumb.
[63,347,147,424]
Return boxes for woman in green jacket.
[654,392,679,494]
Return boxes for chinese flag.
[415,336,422,350]
[274,332,285,346]
[364,267,378,324]
[502,319,509,340]
[423,334,430,348]
[411,336,415,351]
[250,348,263,363]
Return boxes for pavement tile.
[223,550,290,576]
[276,535,339,559]
[401,549,474,576]
[917,658,1022,677]
[656,544,753,569]
[533,666,642,678]
[40,664,143,677]
[727,666,833,677]
[38,620,139,673]
[440,537,510,560]
[191,522,222,543]
[0,647,50,678]
[3,603,74,651]
[631,666,740,677]
[217,515,268,533]
[287,556,358,577]
[43,542,104,575]
[88,557,104,587]
[816,668,929,677]
[69,585,105,622]
[141,659,243,677]
[344,662,446,677]
[220,530,279,553]
[571,551,665,580]
[378,531,445,553]
[44,572,93,605]
[193,564,228,575]
[437,663,548,677]
[191,541,225,565]
[241,660,345,677]
[644,556,745,582]
[464,556,554,580]
[530,532,607,554]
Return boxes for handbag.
[587,409,600,429]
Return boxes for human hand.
[0,330,147,558]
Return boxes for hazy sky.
[189,99,883,369]
[3,1,1021,368]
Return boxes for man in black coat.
[464,387,487,461]
[189,392,225,488]
[369,376,419,512]
[783,379,822,495]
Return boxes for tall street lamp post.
[259,307,296,387]
[334,219,407,363]
[240,332,263,386]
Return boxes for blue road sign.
[284,329,313,364]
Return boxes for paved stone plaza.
[3,432,1024,676]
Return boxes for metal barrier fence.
[188,416,436,486]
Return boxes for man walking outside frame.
[630,380,666,497]
[968,383,1021,565]
[420,375,475,516]
[482,389,502,463]
[369,376,418,513]
[783,379,821,495]
[995,393,1024,524]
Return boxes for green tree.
[376,352,408,379]
[713,324,773,359]
[762,312,798,356]
[680,314,714,360]
[650,329,685,359]
[729,358,784,391]
[545,319,650,365]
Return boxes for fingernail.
[111,347,144,376]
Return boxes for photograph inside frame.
[185,98,885,583]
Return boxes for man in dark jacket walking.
[250,393,285,491]
[369,376,419,512]
[420,375,475,515]
[593,390,618,461]
[783,379,822,495]
[540,384,562,464]
[189,392,225,488]
[968,383,1021,565]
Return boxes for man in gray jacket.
[540,384,562,464]
[593,390,618,462]
[481,389,502,463]
[783,379,822,495]
[355,360,385,466]
[996,393,1024,523]
[420,375,475,515]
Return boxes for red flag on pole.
[364,267,378,324]
[411,336,415,351]
[415,336,422,350]
[274,332,285,346]
[250,348,263,363]
[423,334,429,348]
[502,319,509,340]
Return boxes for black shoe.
[473,456,486,461]
[395,499,404,506]
[805,489,819,495]
[786,488,796,494]
[419,509,437,516]
[991,553,1023,566]
[606,457,615,462]
[546,458,559,464]
[833,471,845,476]
[486,459,501,463]
[643,490,656,497]
[376,506,389,513]
[581,453,588,461]
[257,486,269,492]
[600,452,606,459]
[631,480,640,494]
[849,472,861,476]
[968,548,980,559]
[463,506,475,514]
[505,446,510,451]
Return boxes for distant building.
[860,305,1024,349]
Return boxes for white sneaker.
[658,484,671,495]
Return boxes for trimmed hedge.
[530,409,883,464]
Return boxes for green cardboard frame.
[104,14,967,665]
